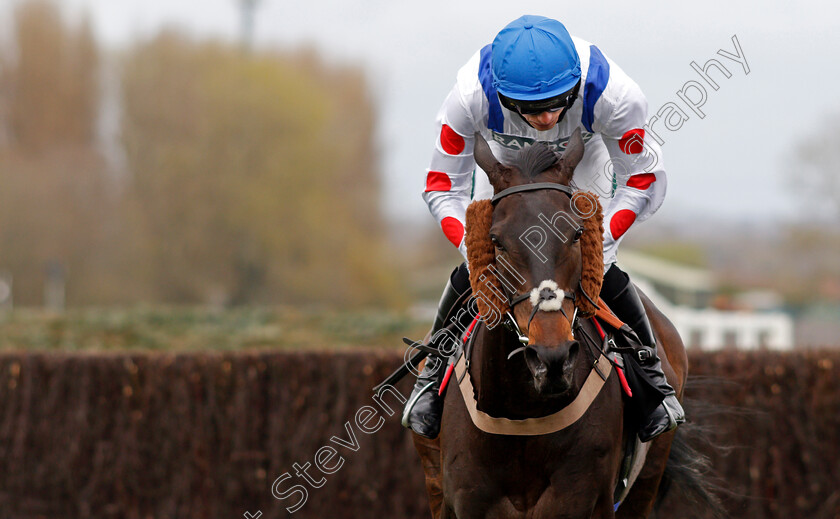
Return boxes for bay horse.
[412,129,688,519]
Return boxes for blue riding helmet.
[491,15,581,102]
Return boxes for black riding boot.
[401,263,472,439]
[602,264,686,442]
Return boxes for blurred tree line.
[0,1,402,308]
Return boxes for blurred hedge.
[660,350,840,519]
[0,350,838,519]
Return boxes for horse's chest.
[444,437,617,518]
[477,480,605,519]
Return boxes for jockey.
[402,15,686,442]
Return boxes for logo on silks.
[490,131,594,152]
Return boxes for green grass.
[0,306,431,352]
[635,242,709,268]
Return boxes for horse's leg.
[408,349,447,519]
[439,503,456,519]
[591,493,618,518]
[617,289,687,517]
[412,431,444,519]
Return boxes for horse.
[411,129,688,519]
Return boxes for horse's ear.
[474,132,512,193]
[557,127,585,182]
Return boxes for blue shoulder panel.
[581,45,610,133]
[478,44,504,133]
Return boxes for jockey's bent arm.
[591,66,667,269]
[422,83,481,261]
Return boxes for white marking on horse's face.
[529,280,565,312]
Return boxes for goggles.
[498,80,581,116]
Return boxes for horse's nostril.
[524,346,549,379]
[524,346,540,367]
[523,342,580,395]
[563,342,580,374]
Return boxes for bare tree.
[791,112,840,222]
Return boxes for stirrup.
[639,395,685,442]
[401,380,437,428]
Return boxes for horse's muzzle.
[523,341,580,395]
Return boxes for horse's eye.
[573,227,584,242]
[490,235,505,251]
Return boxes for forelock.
[513,142,558,179]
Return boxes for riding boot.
[601,264,686,443]
[401,263,472,439]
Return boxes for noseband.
[490,182,588,344]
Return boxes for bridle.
[450,180,619,437]
[489,182,598,346]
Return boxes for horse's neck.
[471,324,586,420]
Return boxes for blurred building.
[619,250,794,350]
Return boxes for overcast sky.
[7,0,840,229]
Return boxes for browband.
[491,183,575,205]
